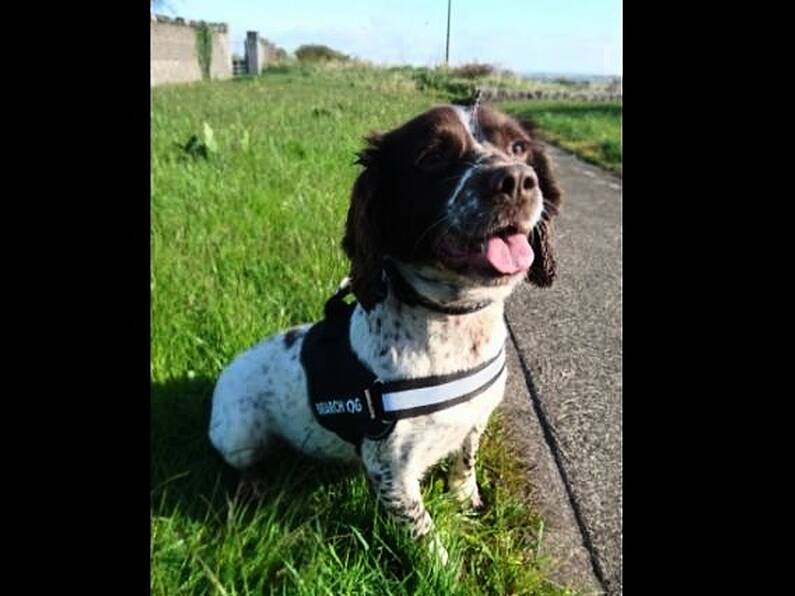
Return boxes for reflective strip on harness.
[378,348,506,419]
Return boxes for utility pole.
[445,0,451,67]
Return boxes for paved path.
[501,144,621,595]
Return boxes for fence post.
[245,31,259,75]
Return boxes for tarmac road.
[501,144,622,595]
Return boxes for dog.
[209,102,562,563]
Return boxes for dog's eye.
[417,148,447,169]
[511,140,528,156]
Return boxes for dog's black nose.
[490,164,536,202]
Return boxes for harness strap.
[365,347,506,421]
[305,283,506,448]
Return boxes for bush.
[260,63,293,75]
[451,62,495,79]
[295,44,350,63]
[410,68,476,102]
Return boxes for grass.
[500,100,622,175]
[389,64,619,100]
[152,66,584,595]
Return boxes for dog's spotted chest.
[353,295,505,378]
[349,294,508,470]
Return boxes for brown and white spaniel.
[209,103,562,564]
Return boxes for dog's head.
[342,104,562,311]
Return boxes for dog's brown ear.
[342,134,386,310]
[526,137,562,287]
[354,133,383,167]
[528,218,557,287]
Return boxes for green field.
[151,65,614,594]
[501,100,622,175]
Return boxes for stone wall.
[151,14,231,86]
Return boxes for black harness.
[300,282,507,448]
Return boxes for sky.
[154,0,621,77]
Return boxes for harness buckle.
[363,379,383,420]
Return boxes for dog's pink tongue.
[485,234,534,274]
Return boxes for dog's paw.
[469,489,485,512]
[450,480,484,512]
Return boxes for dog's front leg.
[362,443,449,565]
[447,425,485,510]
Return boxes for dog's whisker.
[411,214,457,256]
